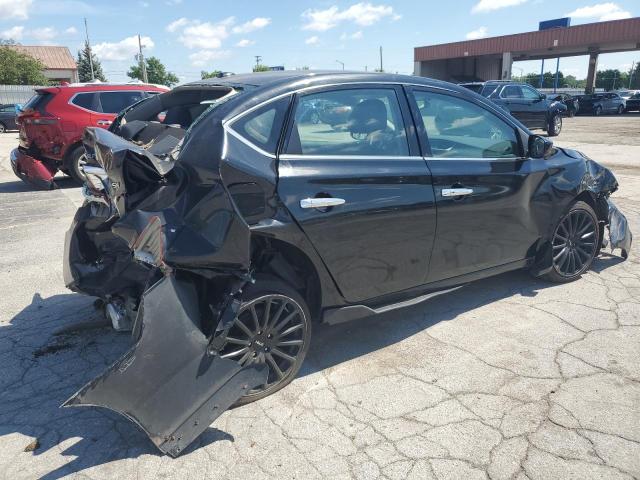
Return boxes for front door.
[521,85,548,128]
[278,85,437,303]
[408,87,547,282]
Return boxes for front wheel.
[547,114,562,137]
[219,277,312,405]
[617,105,624,115]
[0,122,6,133]
[542,201,599,283]
[594,106,602,116]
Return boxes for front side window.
[522,86,541,100]
[413,90,519,159]
[99,91,146,114]
[285,88,409,156]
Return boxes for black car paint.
[0,104,18,131]
[625,93,640,112]
[460,81,567,131]
[63,71,630,455]
[578,93,626,114]
[548,93,579,116]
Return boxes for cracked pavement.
[0,114,639,480]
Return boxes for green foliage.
[252,64,270,72]
[523,71,565,89]
[629,63,640,89]
[596,69,628,91]
[201,70,222,79]
[0,46,49,85]
[128,56,179,86]
[77,41,107,82]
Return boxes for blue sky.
[0,0,638,83]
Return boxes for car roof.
[37,83,169,94]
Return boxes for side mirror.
[540,93,547,100]
[529,135,553,159]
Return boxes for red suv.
[10,83,168,189]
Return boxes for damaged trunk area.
[63,84,270,456]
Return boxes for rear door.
[407,86,547,282]
[277,85,437,303]
[498,84,529,125]
[94,90,147,128]
[521,85,547,128]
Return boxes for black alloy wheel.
[617,105,624,115]
[548,114,562,137]
[594,106,602,116]
[545,201,599,282]
[218,278,312,405]
[0,122,6,133]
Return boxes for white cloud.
[31,27,57,41]
[305,35,320,45]
[302,2,397,31]
[1,25,25,40]
[565,3,631,21]
[166,17,189,33]
[231,17,271,34]
[65,26,78,34]
[466,26,488,39]
[235,38,254,47]
[340,30,363,40]
[179,18,233,49]
[93,35,154,61]
[0,0,32,20]
[188,49,230,67]
[471,0,527,14]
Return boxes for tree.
[523,71,565,89]
[0,46,49,85]
[201,69,222,79]
[252,64,270,72]
[127,56,179,86]
[596,69,628,91]
[0,38,19,45]
[77,41,106,82]
[626,63,640,89]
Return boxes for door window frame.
[280,83,421,159]
[405,85,526,160]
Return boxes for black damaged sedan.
[63,71,632,456]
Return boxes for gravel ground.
[0,114,639,480]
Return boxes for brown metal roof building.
[5,45,78,84]
[414,17,640,92]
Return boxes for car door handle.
[442,188,473,197]
[300,197,346,209]
[97,120,112,126]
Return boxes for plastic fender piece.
[63,274,268,457]
[10,148,58,190]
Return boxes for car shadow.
[0,254,624,477]
[0,176,80,193]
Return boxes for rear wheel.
[0,122,6,133]
[65,145,87,184]
[617,105,624,114]
[594,106,602,116]
[542,201,599,283]
[219,277,312,405]
[547,114,562,136]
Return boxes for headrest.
[347,99,387,134]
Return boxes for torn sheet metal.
[63,275,268,457]
[608,199,632,259]
[10,148,57,190]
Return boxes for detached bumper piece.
[10,148,58,190]
[63,275,268,457]
[608,199,632,259]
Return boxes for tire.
[0,122,6,133]
[65,145,87,184]
[547,114,562,137]
[541,201,599,283]
[594,106,602,116]
[220,276,312,406]
[617,105,624,115]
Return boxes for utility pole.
[336,60,344,70]
[84,18,95,81]
[254,55,262,70]
[137,35,148,83]
[379,46,383,72]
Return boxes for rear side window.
[99,91,147,114]
[502,85,523,98]
[413,90,519,159]
[229,96,290,154]
[285,88,409,156]
[71,92,97,111]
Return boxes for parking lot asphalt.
[0,114,639,480]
